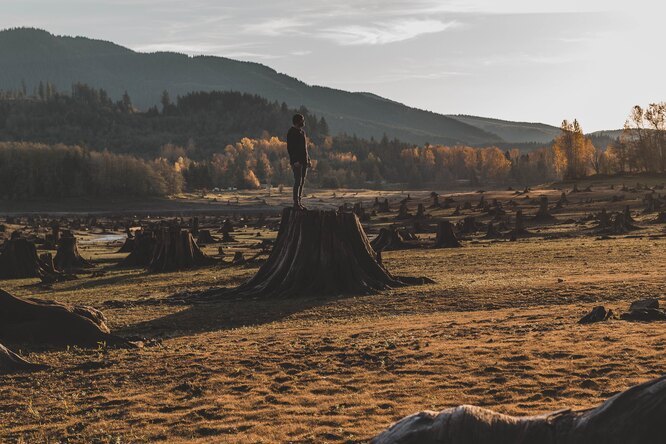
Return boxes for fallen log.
[372,375,666,444]
[0,289,128,347]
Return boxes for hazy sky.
[2,0,663,130]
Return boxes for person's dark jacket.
[287,126,309,166]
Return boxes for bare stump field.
[1,177,665,443]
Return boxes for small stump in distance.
[433,221,462,248]
[54,231,94,272]
[197,208,433,300]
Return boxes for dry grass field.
[1,177,665,443]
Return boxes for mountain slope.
[448,115,561,144]
[0,28,502,146]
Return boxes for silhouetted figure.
[287,113,310,209]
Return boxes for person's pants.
[292,164,307,204]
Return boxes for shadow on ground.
[118,293,340,339]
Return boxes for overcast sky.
[2,0,663,130]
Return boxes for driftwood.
[195,208,433,300]
[433,221,462,248]
[0,289,127,347]
[372,375,666,444]
[54,231,94,271]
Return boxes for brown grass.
[1,181,665,443]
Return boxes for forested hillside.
[0,27,503,146]
[0,84,329,157]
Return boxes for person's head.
[292,114,305,128]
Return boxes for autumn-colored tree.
[552,119,595,179]
[624,103,666,173]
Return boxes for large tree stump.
[372,375,666,444]
[433,221,462,248]
[0,289,127,347]
[54,231,94,272]
[196,208,433,300]
[119,231,157,268]
[148,227,215,273]
[0,343,47,374]
[0,236,53,280]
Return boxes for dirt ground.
[1,177,665,443]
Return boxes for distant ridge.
[448,115,561,144]
[0,27,607,146]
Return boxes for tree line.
[0,84,663,199]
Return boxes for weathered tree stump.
[429,193,440,209]
[377,198,391,213]
[371,227,413,252]
[372,375,666,444]
[397,201,412,220]
[116,236,135,253]
[231,251,246,266]
[484,221,503,239]
[0,343,47,374]
[433,221,462,248]
[54,231,94,272]
[533,196,556,222]
[507,210,530,238]
[119,231,157,268]
[597,210,639,235]
[190,216,200,236]
[459,216,482,234]
[148,227,215,273]
[196,208,433,300]
[415,204,427,220]
[0,289,127,347]
[0,236,54,280]
[353,203,371,222]
[196,229,218,245]
[476,195,485,210]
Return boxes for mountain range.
[0,28,571,146]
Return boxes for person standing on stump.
[287,113,310,210]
